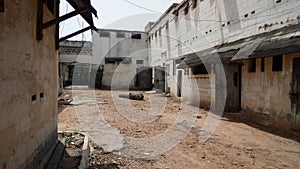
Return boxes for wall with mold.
[241,53,300,130]
[0,0,58,168]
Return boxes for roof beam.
[59,26,93,42]
[42,6,92,30]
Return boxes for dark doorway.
[135,67,153,90]
[177,70,182,97]
[291,58,300,131]
[154,66,166,92]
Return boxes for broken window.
[272,55,283,71]
[191,64,209,75]
[122,58,131,64]
[136,60,144,64]
[261,58,265,72]
[100,32,110,38]
[131,34,141,39]
[248,58,256,73]
[44,0,55,14]
[0,0,4,12]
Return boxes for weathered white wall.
[92,29,148,88]
[0,0,58,168]
[147,0,300,107]
[241,53,300,129]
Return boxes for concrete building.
[59,40,93,87]
[92,29,152,90]
[0,0,97,168]
[146,0,300,131]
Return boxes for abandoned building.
[92,29,152,90]
[59,40,93,87]
[146,0,300,131]
[0,0,97,168]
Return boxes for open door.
[291,58,300,131]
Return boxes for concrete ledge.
[46,137,66,169]
[79,135,90,169]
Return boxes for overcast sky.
[60,0,182,41]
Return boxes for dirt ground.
[58,89,300,169]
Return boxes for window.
[261,58,265,72]
[100,32,110,38]
[272,55,283,71]
[248,58,256,73]
[122,58,132,64]
[0,0,4,12]
[44,0,54,14]
[191,64,210,75]
[116,33,125,38]
[136,60,144,64]
[131,34,141,39]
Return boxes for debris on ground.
[58,92,73,105]
[58,132,85,169]
[119,93,144,100]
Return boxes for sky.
[60,0,182,41]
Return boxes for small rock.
[144,152,150,156]
[74,139,84,146]
[196,115,202,119]
[201,155,205,159]
[233,162,238,165]
[245,147,253,151]
[136,129,141,132]
[70,142,75,145]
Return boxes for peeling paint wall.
[0,0,58,168]
[241,53,300,129]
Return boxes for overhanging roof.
[177,47,238,69]
[231,32,300,61]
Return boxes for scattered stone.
[201,154,205,159]
[156,115,163,118]
[245,147,253,151]
[99,100,108,104]
[70,142,75,145]
[143,152,150,156]
[74,139,84,146]
[136,129,141,133]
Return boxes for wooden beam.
[59,26,92,42]
[42,6,91,30]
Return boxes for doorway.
[291,58,300,131]
[177,70,182,97]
